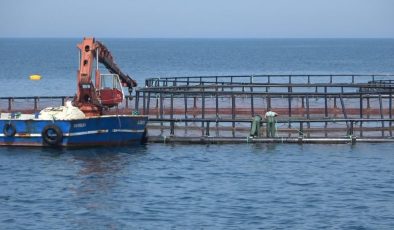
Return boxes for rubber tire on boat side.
[3,123,16,137]
[42,124,63,146]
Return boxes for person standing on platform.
[265,108,278,137]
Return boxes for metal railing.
[138,74,394,139]
[0,96,135,113]
[145,74,394,87]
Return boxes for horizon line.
[1,36,394,39]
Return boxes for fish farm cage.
[2,74,394,144]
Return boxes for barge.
[0,113,147,147]
[0,37,147,147]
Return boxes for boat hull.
[0,115,147,147]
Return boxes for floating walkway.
[2,74,394,144]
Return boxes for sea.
[0,38,394,229]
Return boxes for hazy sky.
[0,0,393,38]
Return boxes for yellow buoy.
[29,74,42,80]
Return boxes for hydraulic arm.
[74,37,136,116]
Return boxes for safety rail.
[145,74,394,87]
[0,96,134,113]
[139,82,394,96]
[135,87,394,120]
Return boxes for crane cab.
[97,74,125,107]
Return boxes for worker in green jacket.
[265,108,278,137]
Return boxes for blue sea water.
[1,38,394,96]
[1,38,394,229]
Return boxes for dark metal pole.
[201,90,206,135]
[360,93,363,137]
[159,92,164,119]
[184,93,188,127]
[215,87,219,118]
[232,95,235,137]
[324,87,328,117]
[142,91,146,115]
[170,121,175,136]
[34,97,38,113]
[339,94,348,119]
[147,92,151,116]
[251,93,254,117]
[324,87,328,137]
[8,98,12,112]
[170,93,174,120]
[288,86,292,118]
[379,95,385,137]
[348,121,354,136]
[306,95,310,137]
[299,122,304,137]
[202,91,205,120]
[367,96,371,119]
[390,92,393,137]
[155,95,159,118]
[359,93,363,118]
[135,91,140,112]
[288,86,292,133]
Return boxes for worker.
[250,115,262,137]
[265,108,278,137]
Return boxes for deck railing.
[145,74,394,87]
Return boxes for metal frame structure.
[137,74,394,141]
[2,74,394,143]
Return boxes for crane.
[74,37,137,116]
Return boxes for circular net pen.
[135,75,394,143]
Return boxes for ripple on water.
[1,144,394,229]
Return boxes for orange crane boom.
[74,37,137,116]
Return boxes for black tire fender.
[42,124,63,146]
[3,123,16,137]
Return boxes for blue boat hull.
[0,115,148,147]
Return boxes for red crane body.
[74,37,137,116]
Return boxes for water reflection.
[71,145,147,190]
[74,151,123,175]
[252,143,279,153]
[66,145,148,228]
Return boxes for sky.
[0,0,393,38]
